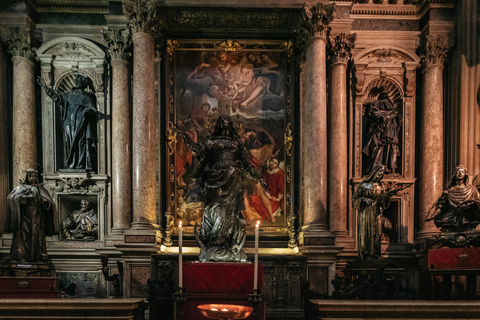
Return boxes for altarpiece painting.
[165,39,295,236]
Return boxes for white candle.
[254,221,259,290]
[179,221,183,288]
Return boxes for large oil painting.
[166,39,294,233]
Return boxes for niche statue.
[62,200,98,241]
[426,165,480,232]
[353,165,401,260]
[2,169,58,262]
[362,87,401,174]
[37,74,98,171]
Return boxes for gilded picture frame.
[165,39,295,237]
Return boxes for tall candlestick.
[179,221,183,288]
[254,221,259,290]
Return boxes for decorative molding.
[166,39,182,61]
[287,211,297,248]
[102,28,132,61]
[32,0,109,13]
[285,123,293,157]
[166,9,291,31]
[420,35,448,70]
[0,27,36,60]
[214,39,247,51]
[280,40,294,62]
[328,33,356,65]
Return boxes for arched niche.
[352,46,420,179]
[36,37,106,175]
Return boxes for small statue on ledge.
[426,165,480,232]
[353,165,402,260]
[62,200,98,241]
[2,169,58,262]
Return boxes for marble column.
[1,27,37,185]
[131,30,157,230]
[418,36,448,237]
[104,28,132,234]
[328,33,355,238]
[299,4,335,236]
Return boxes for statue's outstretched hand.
[37,76,46,87]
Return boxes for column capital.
[123,0,162,38]
[0,26,37,61]
[420,35,449,71]
[294,3,335,60]
[103,28,133,61]
[328,33,356,66]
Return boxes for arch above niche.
[37,37,105,92]
[354,46,420,66]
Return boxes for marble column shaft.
[111,58,131,233]
[329,61,348,236]
[302,36,328,229]
[131,32,157,229]
[418,65,444,235]
[12,56,36,184]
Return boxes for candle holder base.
[247,289,264,318]
[173,287,188,302]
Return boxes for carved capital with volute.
[328,33,356,66]
[420,35,449,71]
[0,26,37,61]
[123,0,162,38]
[294,3,335,62]
[103,28,133,61]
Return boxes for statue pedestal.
[176,262,265,320]
[0,260,55,277]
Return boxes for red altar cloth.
[183,262,263,294]
[428,247,480,270]
[179,262,265,320]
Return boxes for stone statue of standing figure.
[362,87,401,175]
[37,74,98,171]
[353,165,401,260]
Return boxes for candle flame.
[211,308,218,311]
[256,221,260,227]
[221,308,229,312]
[179,221,182,227]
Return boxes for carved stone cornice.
[294,3,335,61]
[103,28,132,61]
[328,33,356,66]
[123,0,162,38]
[0,27,36,61]
[420,35,449,70]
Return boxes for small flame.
[179,221,182,227]
[256,221,260,227]
[221,308,229,312]
[210,308,218,311]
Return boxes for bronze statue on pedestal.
[2,169,58,262]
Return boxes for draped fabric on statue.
[58,90,98,170]
[197,136,247,262]
[431,184,480,229]
[4,184,58,262]
[353,181,389,260]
